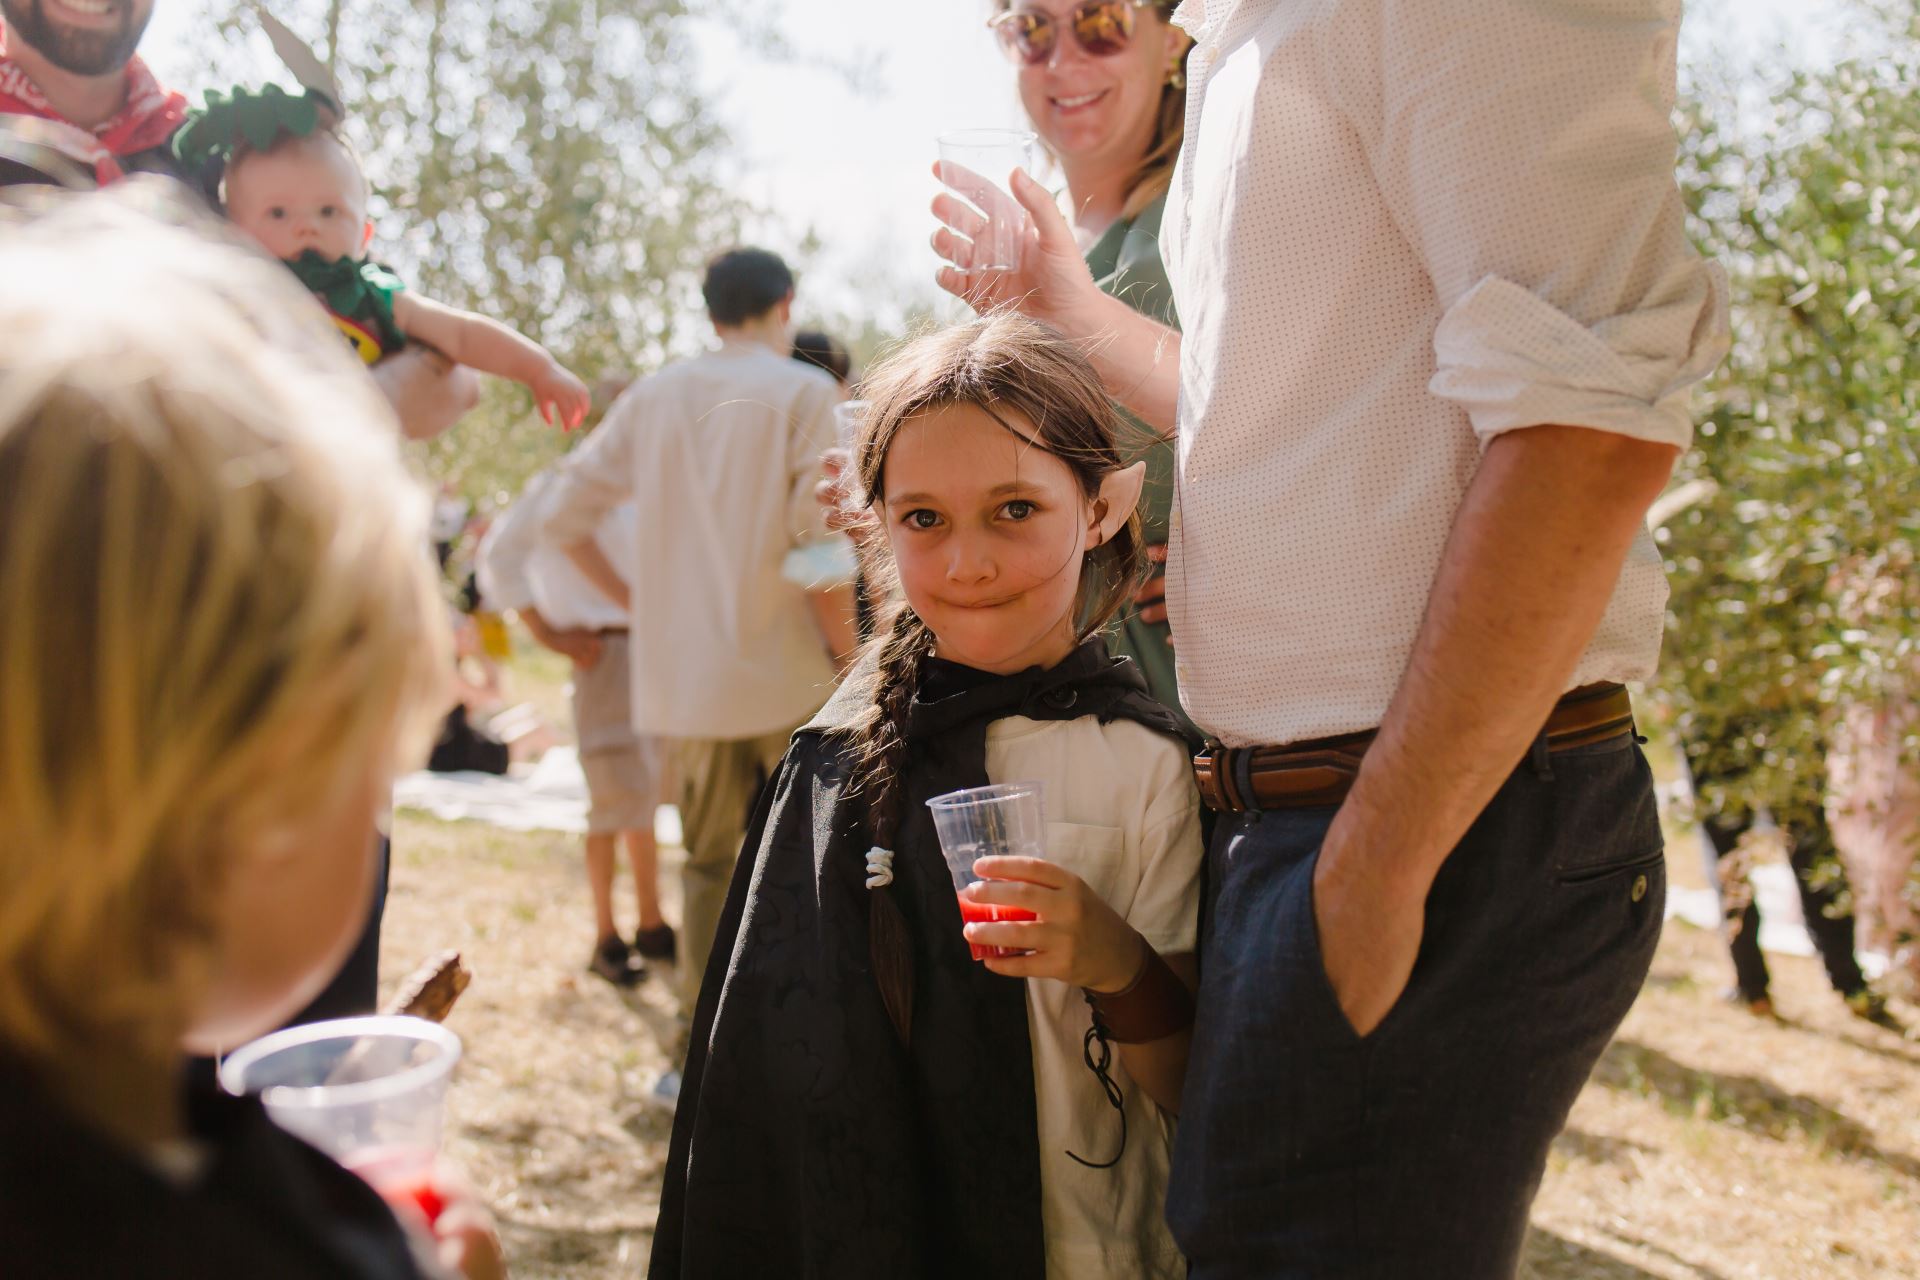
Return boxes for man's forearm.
[1328,425,1680,890]
[1055,290,1182,437]
[565,540,631,612]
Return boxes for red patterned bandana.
[0,25,186,183]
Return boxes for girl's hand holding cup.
[961,856,1148,994]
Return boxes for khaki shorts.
[580,742,663,834]
[570,633,663,833]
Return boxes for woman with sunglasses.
[950,0,1195,732]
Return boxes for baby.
[175,85,590,428]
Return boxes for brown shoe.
[634,923,677,963]
[1846,989,1903,1032]
[589,935,644,987]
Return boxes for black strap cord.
[1067,997,1127,1170]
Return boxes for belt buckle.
[1204,740,1250,813]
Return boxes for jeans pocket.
[1547,740,1665,883]
[1556,843,1666,887]
[1299,849,1377,1044]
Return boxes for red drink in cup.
[956,893,1039,961]
[343,1145,447,1225]
[927,782,1047,962]
[218,1015,462,1228]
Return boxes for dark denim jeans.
[1167,733,1666,1279]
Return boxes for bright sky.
[142,0,1853,325]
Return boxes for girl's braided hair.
[842,312,1147,1042]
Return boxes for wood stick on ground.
[318,951,472,1086]
[382,949,473,1023]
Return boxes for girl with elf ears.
[172,85,590,428]
[652,313,1204,1280]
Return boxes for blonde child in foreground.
[174,86,590,428]
[0,189,502,1280]
[654,314,1204,1279]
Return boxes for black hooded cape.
[650,638,1185,1279]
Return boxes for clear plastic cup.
[218,1015,462,1221]
[927,782,1045,960]
[936,129,1038,273]
[833,399,869,454]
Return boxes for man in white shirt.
[545,247,845,1014]
[934,1,1728,1273]
[479,470,669,988]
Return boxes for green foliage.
[1663,0,1920,816]
[197,0,754,501]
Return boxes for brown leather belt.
[1193,683,1636,813]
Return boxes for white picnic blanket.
[394,746,682,845]
[397,749,1877,974]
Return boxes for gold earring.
[1168,66,1185,90]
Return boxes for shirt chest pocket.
[1044,821,1132,916]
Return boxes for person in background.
[935,1,1729,1273]
[174,86,590,427]
[0,190,501,1280]
[0,0,480,441]
[480,468,672,987]
[791,327,866,657]
[791,328,852,385]
[543,248,846,1069]
[1689,725,1895,1027]
[967,0,1193,732]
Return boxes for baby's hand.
[963,856,1146,992]
[532,361,591,431]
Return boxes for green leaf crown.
[171,84,341,173]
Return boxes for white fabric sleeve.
[1127,739,1206,957]
[1327,0,1729,449]
[784,374,842,547]
[542,389,640,546]
[474,472,556,612]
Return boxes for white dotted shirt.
[1160,0,1730,747]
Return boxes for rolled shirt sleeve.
[784,374,842,548]
[1333,0,1730,449]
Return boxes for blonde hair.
[0,187,450,1067]
[844,312,1146,1042]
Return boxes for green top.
[1083,190,1178,547]
[1083,190,1192,733]
[284,251,408,364]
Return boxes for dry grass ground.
[385,652,1920,1277]
[385,815,1920,1280]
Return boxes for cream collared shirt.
[1161,0,1730,746]
[543,338,842,740]
[984,714,1203,1280]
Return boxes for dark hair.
[701,247,794,326]
[791,329,852,385]
[842,312,1147,1042]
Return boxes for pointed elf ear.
[1088,461,1146,548]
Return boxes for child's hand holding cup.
[219,1016,504,1273]
[927,781,1147,991]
